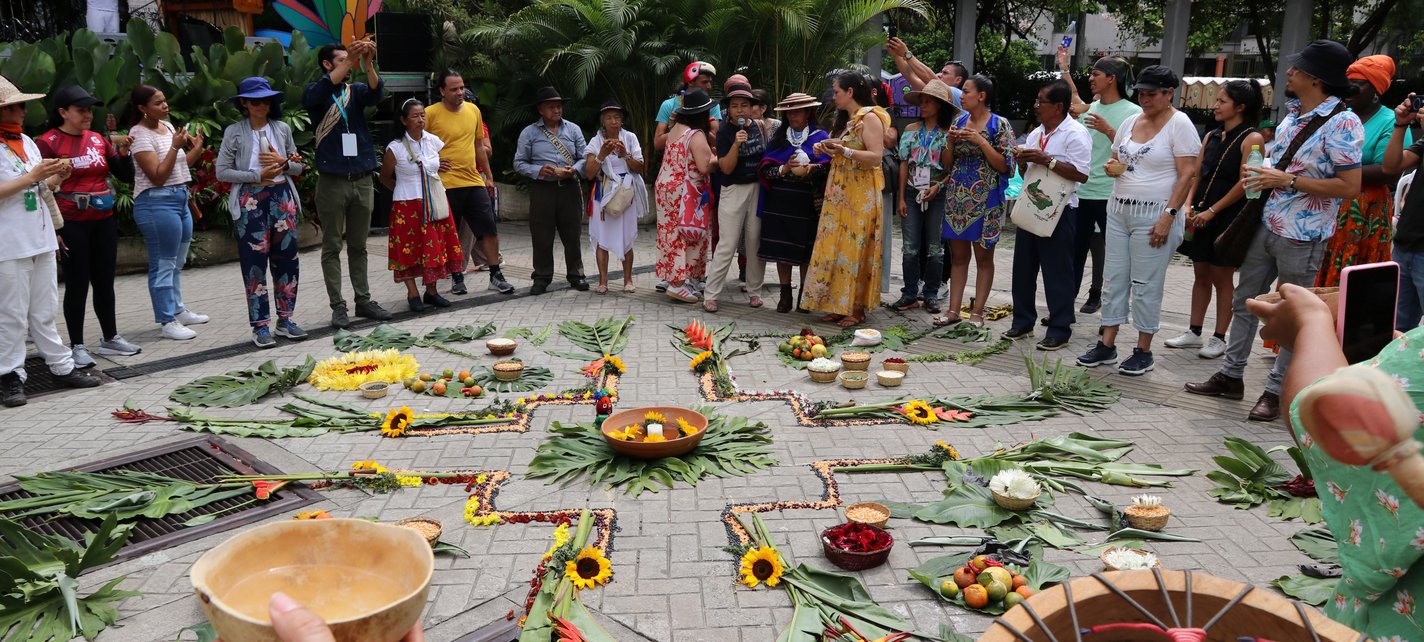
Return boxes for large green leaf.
[168,357,315,407]
[780,564,913,640]
[912,483,1034,528]
[0,516,138,642]
[1291,525,1340,564]
[557,315,635,357]
[333,325,420,351]
[1271,574,1337,606]
[1268,497,1323,523]
[470,365,554,393]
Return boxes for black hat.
[533,86,564,106]
[1132,65,1180,91]
[51,84,98,109]
[1286,40,1353,90]
[599,99,625,115]
[675,88,716,115]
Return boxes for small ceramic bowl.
[486,338,518,356]
[359,381,390,399]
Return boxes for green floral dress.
[1289,327,1424,642]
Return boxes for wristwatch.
[1048,159,1058,171]
[1289,175,1299,190]
[1166,207,1180,217]
[904,52,915,61]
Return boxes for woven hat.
[905,79,956,106]
[774,92,822,111]
[0,75,45,108]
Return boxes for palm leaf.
[526,407,775,496]
[169,357,316,407]
[470,365,555,393]
[556,315,635,357]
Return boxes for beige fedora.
[773,92,822,111]
[0,75,45,108]
[904,79,956,107]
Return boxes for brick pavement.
[4,220,1323,641]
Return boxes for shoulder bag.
[402,136,450,222]
[1213,104,1345,267]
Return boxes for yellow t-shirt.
[425,101,485,188]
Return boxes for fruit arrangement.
[778,328,830,361]
[937,555,1038,614]
[405,369,485,399]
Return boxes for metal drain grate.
[0,435,319,568]
[18,355,115,398]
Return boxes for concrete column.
[1158,0,1190,73]
[1272,0,1313,117]
[954,0,976,74]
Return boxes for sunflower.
[739,546,784,588]
[644,411,666,423]
[603,355,626,375]
[643,434,667,443]
[564,546,612,589]
[352,460,389,474]
[902,400,938,425]
[677,418,699,436]
[623,425,644,439]
[381,406,414,437]
[934,441,960,459]
[309,349,419,391]
[689,350,715,371]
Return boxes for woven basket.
[992,489,1039,511]
[395,516,442,546]
[809,368,840,383]
[359,381,390,399]
[844,502,890,529]
[1124,506,1170,532]
[821,524,893,571]
[876,371,905,387]
[980,570,1366,642]
[841,352,872,371]
[882,361,909,374]
[839,371,868,389]
[1099,547,1161,572]
[493,361,524,382]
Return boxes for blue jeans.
[1395,245,1424,332]
[132,185,192,324]
[1011,206,1078,340]
[900,189,945,300]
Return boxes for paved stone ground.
[4,218,1318,642]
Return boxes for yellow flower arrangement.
[396,475,423,487]
[381,406,413,438]
[689,350,714,370]
[644,411,666,423]
[352,460,389,474]
[308,349,419,391]
[643,434,666,443]
[739,546,784,588]
[603,355,626,375]
[902,400,938,425]
[542,522,572,560]
[677,418,699,437]
[564,546,612,589]
[934,441,959,459]
[463,496,503,526]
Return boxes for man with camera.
[1385,91,1424,331]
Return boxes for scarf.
[0,123,27,162]
[762,126,831,167]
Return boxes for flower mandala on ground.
[542,522,572,560]
[564,546,612,589]
[396,475,423,487]
[381,406,413,438]
[463,496,503,526]
[603,355,626,375]
[352,460,389,473]
[689,350,715,371]
[901,400,938,424]
[935,441,959,459]
[308,349,419,390]
[739,546,784,588]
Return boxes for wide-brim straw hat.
[774,92,821,111]
[0,75,45,108]
[904,79,958,109]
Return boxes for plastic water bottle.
[1061,21,1077,49]
[1245,145,1265,199]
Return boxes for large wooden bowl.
[980,570,1364,642]
[601,406,709,459]
[191,519,433,642]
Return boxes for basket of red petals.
[821,522,893,571]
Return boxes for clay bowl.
[485,338,518,356]
[980,570,1364,642]
[190,518,433,642]
[601,406,709,459]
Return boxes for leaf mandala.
[470,365,555,393]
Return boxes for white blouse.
[249,125,285,184]
[0,136,59,262]
[385,131,444,202]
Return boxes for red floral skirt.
[388,199,462,285]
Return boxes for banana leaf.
[779,564,913,641]
[168,357,315,407]
[0,516,138,642]
[471,365,554,393]
[1207,437,1295,508]
[911,483,1044,528]
[557,315,634,357]
[422,323,495,344]
[1291,525,1339,564]
[0,471,255,522]
[1271,573,1337,606]
[526,408,775,497]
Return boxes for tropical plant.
[518,509,616,642]
[1207,437,1322,522]
[527,408,775,496]
[168,357,316,407]
[0,471,255,522]
[546,315,635,360]
[0,516,138,642]
[161,393,515,438]
[471,363,555,393]
[332,323,497,359]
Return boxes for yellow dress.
[802,106,889,316]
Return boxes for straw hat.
[0,75,45,108]
[904,79,956,106]
[773,92,821,111]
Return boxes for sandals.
[836,315,864,328]
[749,295,763,309]
[933,315,961,327]
[820,313,845,323]
[594,283,608,294]
[623,282,636,293]
[703,300,719,313]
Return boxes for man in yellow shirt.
[426,71,514,294]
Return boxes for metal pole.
[1272,0,1313,119]
[953,0,976,73]
[1158,0,1191,106]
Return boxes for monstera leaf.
[0,516,138,642]
[169,357,316,407]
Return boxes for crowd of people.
[1,37,1422,418]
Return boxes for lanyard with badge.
[911,125,939,190]
[332,86,358,157]
[1,145,37,212]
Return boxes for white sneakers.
[1198,336,1227,359]
[1164,330,1227,359]
[176,309,210,325]
[161,321,197,341]
[1164,331,1203,348]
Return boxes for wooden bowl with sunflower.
[601,406,709,459]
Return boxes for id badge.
[23,190,36,212]
[341,133,358,157]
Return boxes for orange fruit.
[969,555,992,572]
[962,583,989,609]
[470,384,483,397]
[458,370,471,380]
[1011,574,1028,589]
[431,381,447,395]
[953,567,977,588]
[1015,585,1035,598]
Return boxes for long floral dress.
[1288,328,1424,642]
[801,106,890,316]
[943,111,1016,248]
[654,127,709,283]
